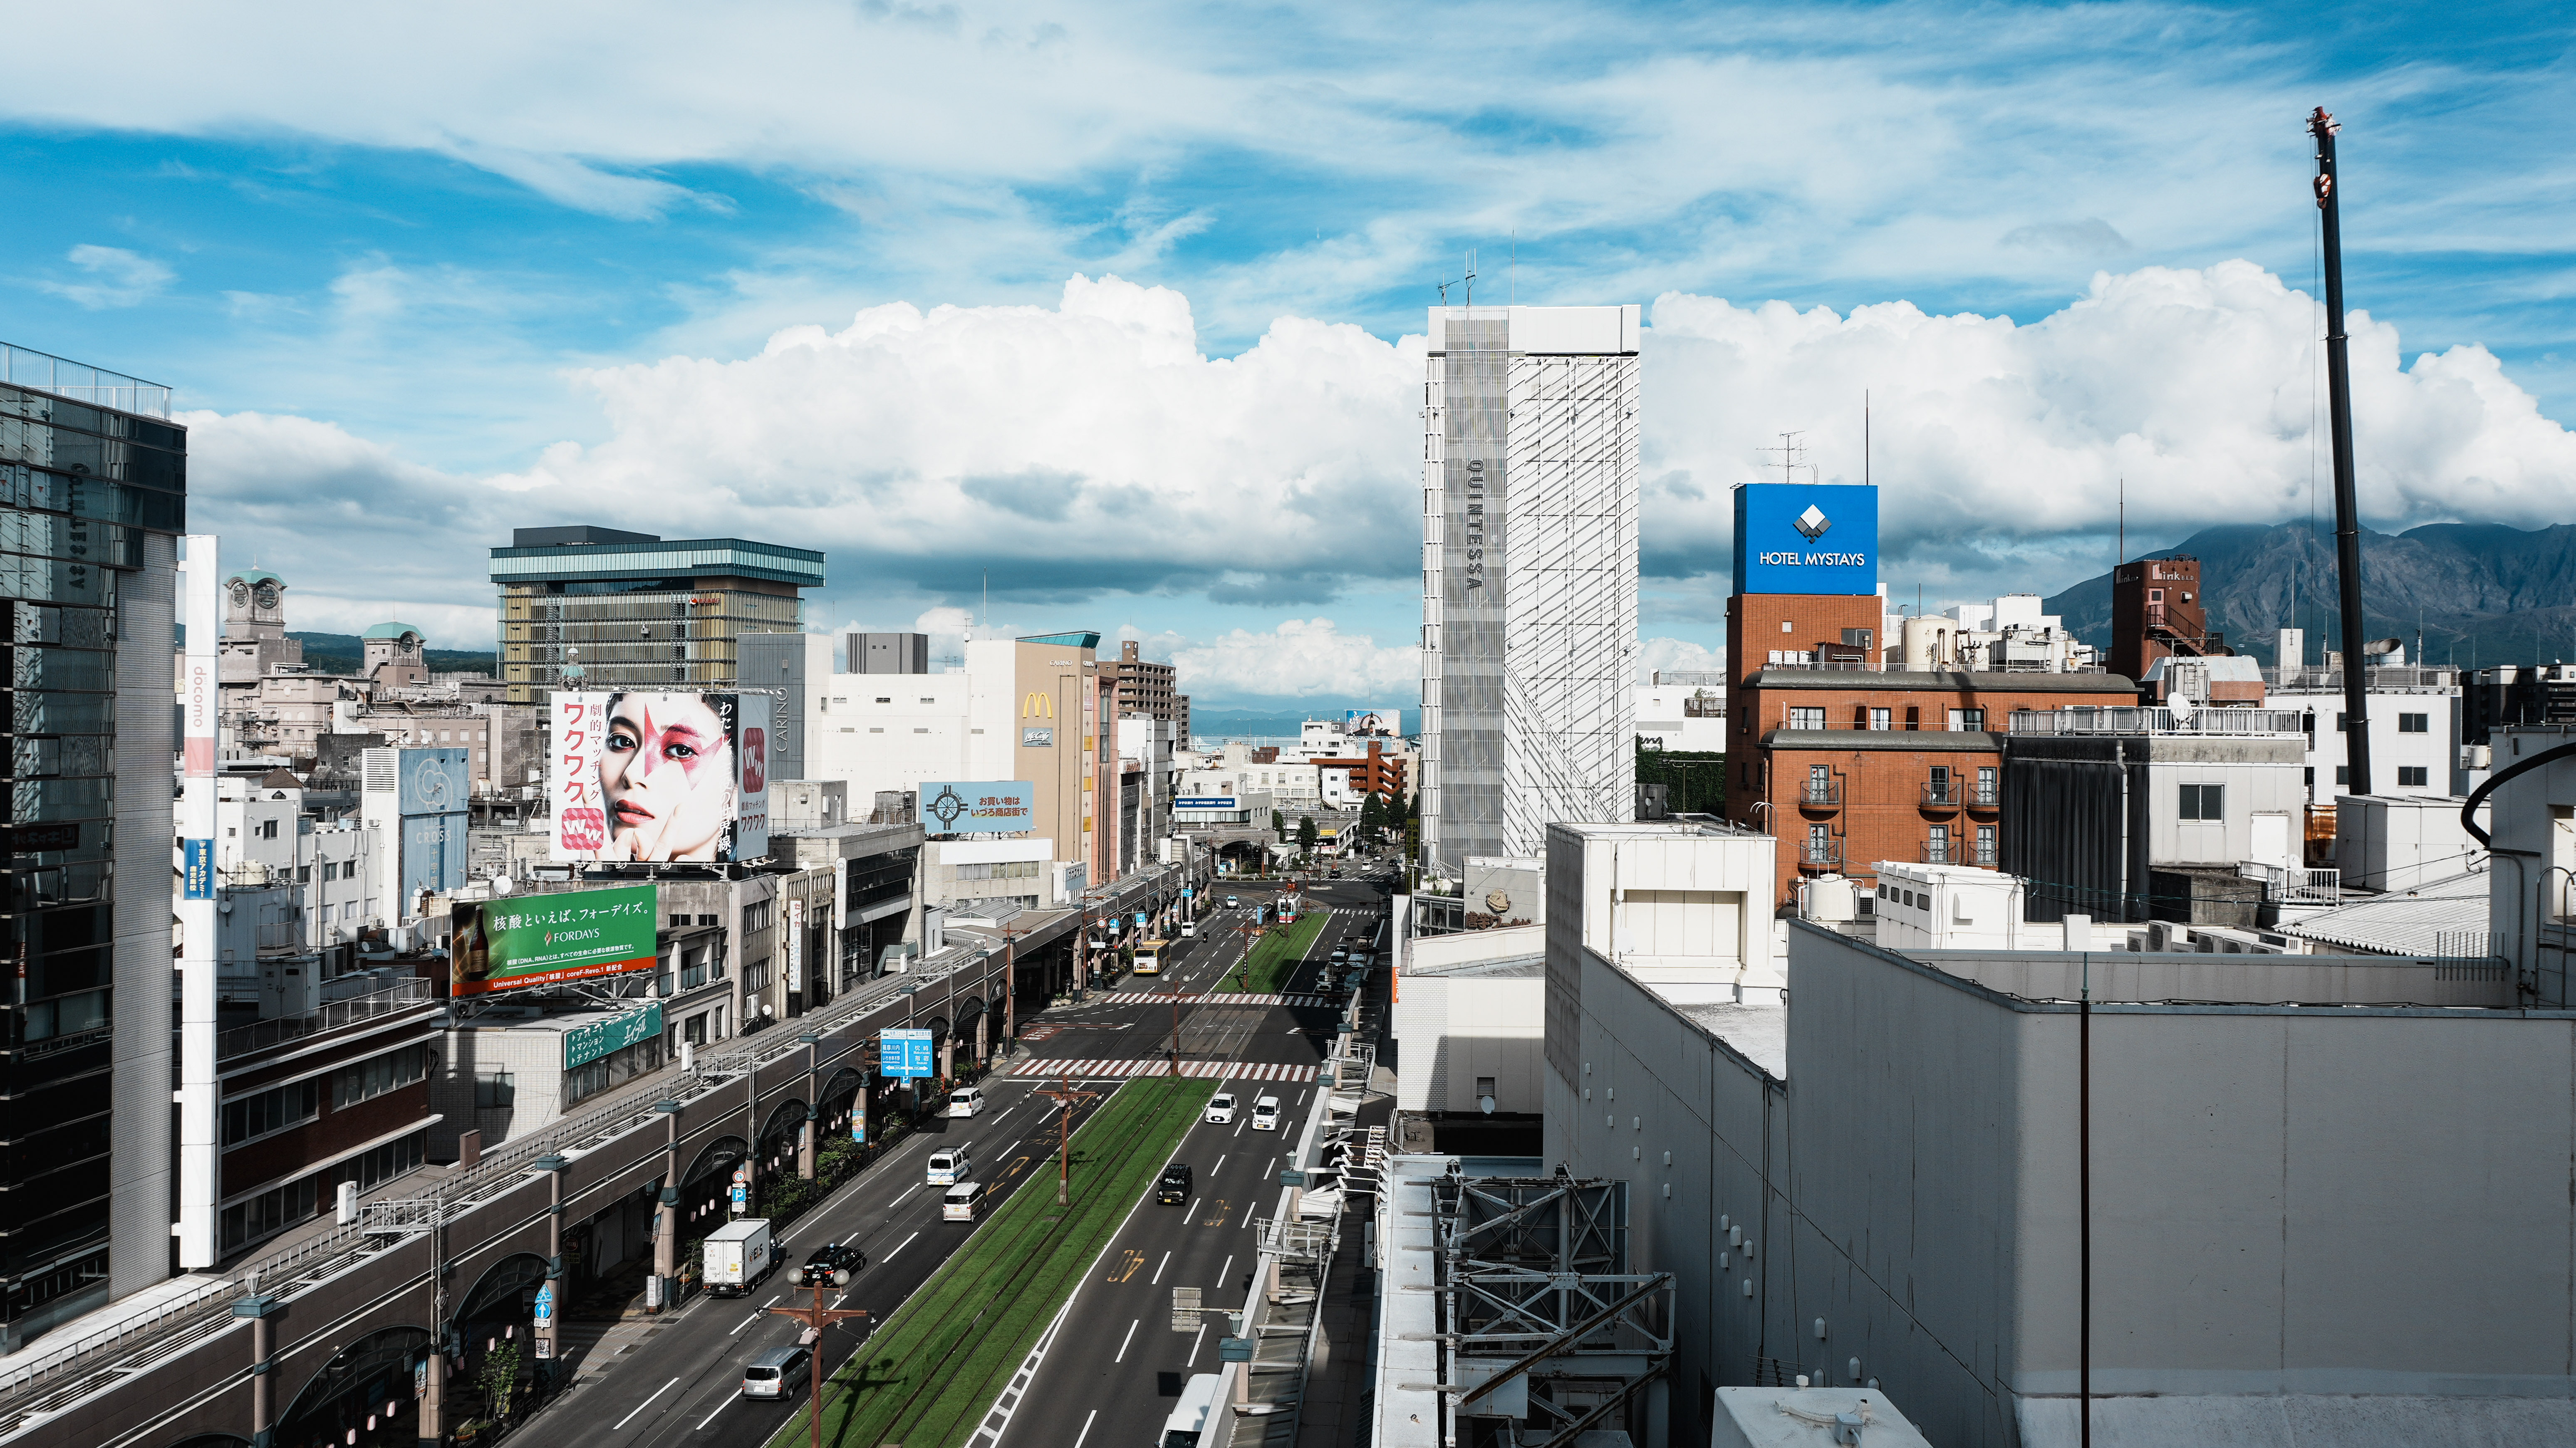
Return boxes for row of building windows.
[954,860,1043,880]
[219,1131,428,1252]
[1783,705,1986,732]
[332,1044,429,1111]
[223,1079,319,1146]
[22,987,107,1045]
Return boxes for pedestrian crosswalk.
[1093,990,1334,1008]
[1008,1057,1318,1082]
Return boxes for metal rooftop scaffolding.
[1,341,172,418]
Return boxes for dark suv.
[1157,1163,1194,1204]
[798,1243,866,1288]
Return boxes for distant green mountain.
[286,631,496,676]
[2043,521,2576,669]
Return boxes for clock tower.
[218,569,304,683]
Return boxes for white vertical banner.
[178,536,220,1268]
[786,897,803,995]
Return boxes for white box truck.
[703,1218,775,1297]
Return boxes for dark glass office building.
[0,344,183,1349]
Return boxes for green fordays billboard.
[451,883,659,996]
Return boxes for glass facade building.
[490,527,824,704]
[0,344,183,1348]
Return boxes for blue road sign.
[881,1028,936,1079]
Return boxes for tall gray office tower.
[1419,307,1640,879]
[0,344,185,1348]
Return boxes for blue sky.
[4,1,2571,703]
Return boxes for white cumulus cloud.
[1167,618,1417,700]
[40,244,174,309]
[1640,260,2576,601]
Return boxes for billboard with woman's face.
[551,691,770,862]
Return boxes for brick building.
[1312,738,1409,803]
[2108,554,2229,683]
[1724,669,2141,906]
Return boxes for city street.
[512,879,1383,1448]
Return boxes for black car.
[798,1242,866,1287]
[1157,1163,1194,1204]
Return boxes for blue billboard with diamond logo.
[1732,483,1878,596]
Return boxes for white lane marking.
[1114,1317,1139,1363]
[1219,1253,1233,1288]
[1211,1154,1226,1177]
[1262,1157,1275,1181]
[1151,1250,1171,1284]
[765,1293,783,1307]
[1186,1322,1209,1365]
[1071,1409,1100,1448]
[698,1394,735,1429]
[841,1230,863,1246]
[1184,1196,1201,1219]
[729,1310,761,1335]
[891,1183,922,1206]
[1238,1200,1256,1229]
[882,1230,921,1262]
[613,1376,679,1430]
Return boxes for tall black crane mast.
[2311,106,2375,797]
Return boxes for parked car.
[1250,1096,1282,1131]
[1158,1162,1194,1204]
[1204,1093,1237,1125]
[798,1242,866,1288]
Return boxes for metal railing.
[1921,782,1961,808]
[2008,707,2308,737]
[1,342,172,418]
[214,977,434,1062]
[1797,840,1840,868]
[1796,781,1840,807]
[2238,862,2341,904]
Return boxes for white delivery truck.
[1161,1372,1220,1446]
[702,1218,776,1297]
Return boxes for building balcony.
[1918,841,1997,866]
[1967,784,2000,811]
[1920,782,1963,810]
[1797,840,1841,871]
[1796,782,1840,810]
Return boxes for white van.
[742,1344,810,1399]
[947,1087,987,1119]
[1180,921,1196,938]
[1161,1372,1221,1446]
[927,1145,972,1185]
[942,1181,985,1222]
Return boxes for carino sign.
[1731,483,1879,597]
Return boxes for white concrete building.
[1632,676,1727,752]
[2267,626,2464,804]
[1420,304,1640,875]
[1391,923,1545,1119]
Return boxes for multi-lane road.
[519,878,1385,1448]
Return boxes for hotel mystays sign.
[1732,483,1880,597]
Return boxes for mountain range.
[2041,521,2576,669]
[286,631,497,676]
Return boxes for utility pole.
[1035,1072,1100,1205]
[2311,105,2374,797]
[768,1282,870,1448]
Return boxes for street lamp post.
[1035,1072,1100,1206]
[768,1282,869,1448]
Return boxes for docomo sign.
[551,691,770,862]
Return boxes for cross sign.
[1034,1072,1101,1205]
[767,1279,871,1448]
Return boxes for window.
[2305,767,2315,787]
[2336,713,2348,732]
[1868,708,1891,731]
[743,900,775,936]
[1948,708,1985,731]
[2336,766,2350,786]
[2398,766,2430,787]
[258,819,279,839]
[223,1079,320,1146]
[1977,765,1997,804]
[875,697,892,704]
[476,1072,516,1109]
[2398,713,2430,734]
[1975,823,1996,864]
[1788,707,1825,730]
[1926,824,1949,863]
[331,1044,429,1110]
[2178,783,2225,821]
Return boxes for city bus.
[1132,939,1168,976]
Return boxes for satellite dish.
[2367,638,2403,656]
[491,876,515,896]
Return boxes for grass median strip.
[778,1076,1216,1448]
[1215,910,1326,995]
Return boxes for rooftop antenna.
[1761,431,1808,485]
[1437,250,1478,307]
[2117,477,2125,568]
[1864,391,1870,488]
